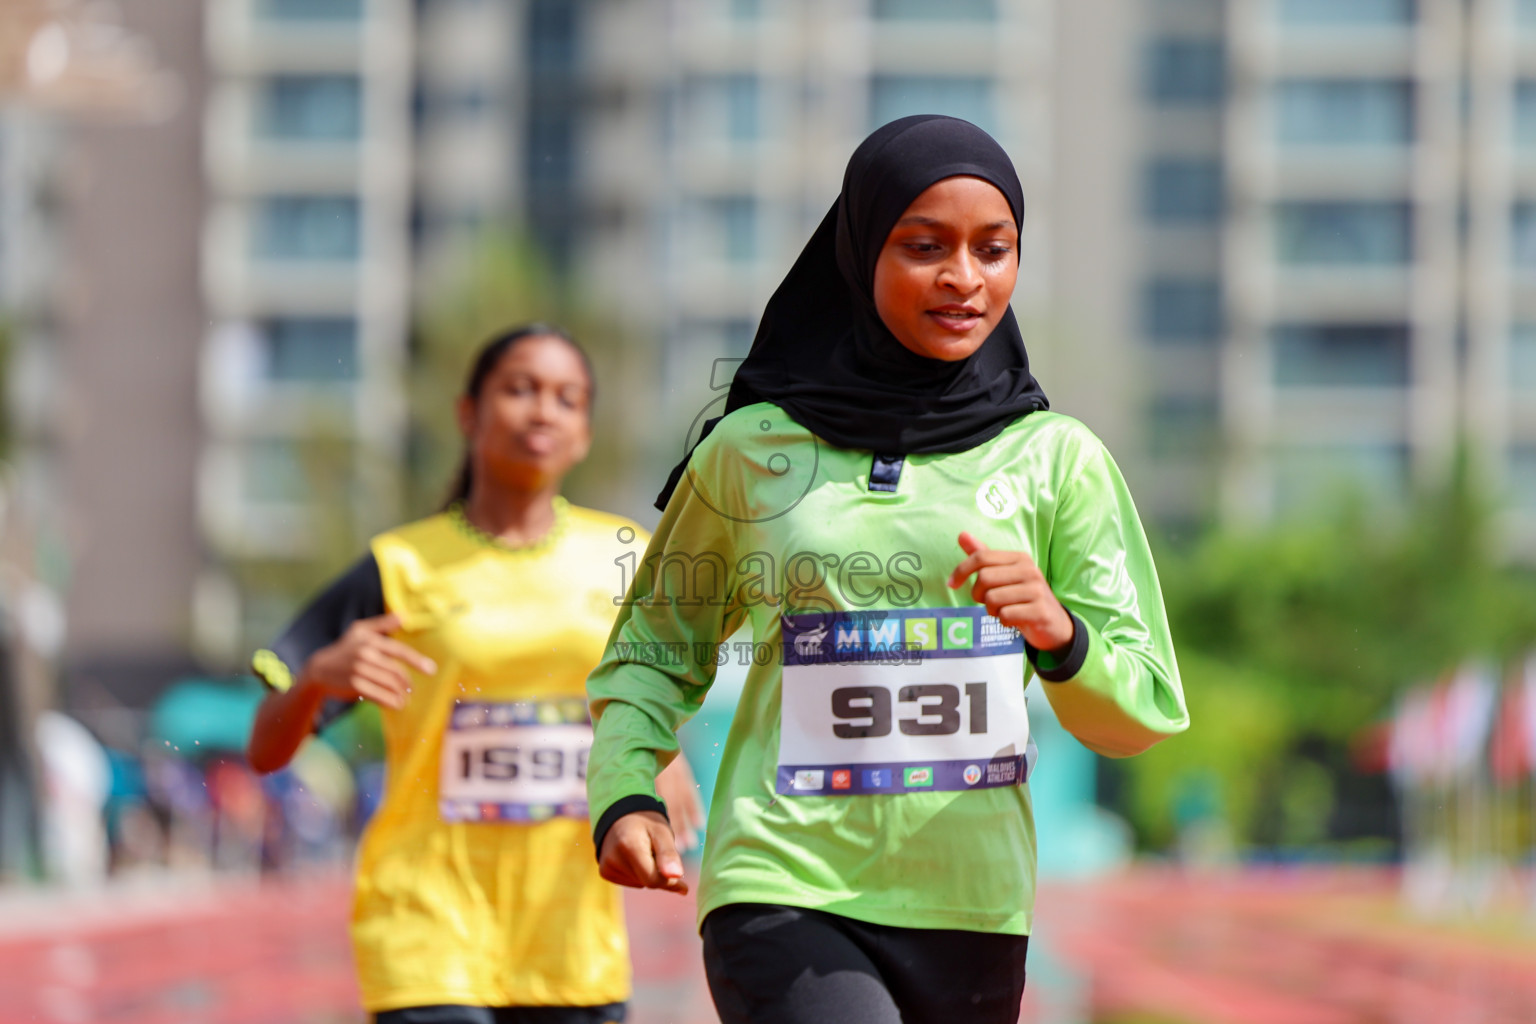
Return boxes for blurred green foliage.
[0,318,11,460]
[229,425,393,657]
[1123,457,1536,850]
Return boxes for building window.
[528,0,578,74]
[1512,203,1536,265]
[259,76,362,140]
[728,76,761,142]
[259,0,362,20]
[869,76,995,135]
[1148,393,1220,457]
[1144,159,1223,223]
[1276,0,1414,24]
[1143,279,1223,343]
[262,318,358,382]
[1273,443,1409,513]
[1511,445,1536,511]
[873,0,995,19]
[723,76,759,141]
[1275,80,1414,145]
[527,113,575,186]
[1511,325,1536,387]
[701,197,757,263]
[1516,83,1536,148]
[253,196,361,261]
[1145,39,1224,106]
[1275,201,1411,265]
[448,87,490,116]
[691,75,760,143]
[1272,323,1410,387]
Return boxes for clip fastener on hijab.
[656,114,1049,511]
[869,453,904,493]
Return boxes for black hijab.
[656,114,1049,510]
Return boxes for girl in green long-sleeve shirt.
[586,115,1189,1024]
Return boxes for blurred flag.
[1441,664,1498,780]
[1526,653,1536,773]
[1489,661,1534,785]
[1492,666,1529,786]
[1350,717,1392,774]
[1389,685,1436,787]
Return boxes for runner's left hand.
[947,532,1075,652]
[599,811,688,896]
[655,754,706,854]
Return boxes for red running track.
[5,867,1536,1024]
[0,872,713,1024]
[1040,866,1536,1024]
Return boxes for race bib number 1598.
[439,698,592,823]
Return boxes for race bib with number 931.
[439,698,592,823]
[776,608,1035,795]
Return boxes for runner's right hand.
[599,811,688,896]
[298,612,436,710]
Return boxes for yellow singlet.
[353,500,644,1012]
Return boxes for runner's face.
[459,335,592,493]
[872,176,1019,362]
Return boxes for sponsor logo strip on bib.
[439,698,592,823]
[778,756,1025,795]
[776,608,1033,796]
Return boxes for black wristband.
[591,793,669,861]
[1025,610,1089,682]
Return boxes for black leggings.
[702,903,1028,1024]
[372,1004,625,1024]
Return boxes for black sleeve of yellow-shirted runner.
[251,553,385,732]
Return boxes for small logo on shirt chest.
[975,477,1018,520]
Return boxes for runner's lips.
[926,306,984,332]
[520,431,558,454]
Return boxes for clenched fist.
[947,531,1074,653]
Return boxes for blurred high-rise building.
[47,0,207,714]
[560,0,1536,558]
[414,0,529,266]
[574,0,1056,484]
[191,0,1063,656]
[0,109,62,526]
[22,0,1536,719]
[1119,0,1536,557]
[0,105,60,878]
[198,0,416,656]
